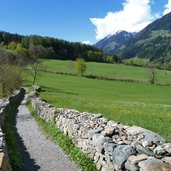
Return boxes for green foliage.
[0,31,125,64]
[75,58,87,76]
[124,57,150,67]
[29,45,48,59]
[0,31,22,44]
[27,101,97,171]
[150,30,171,38]
[0,62,22,97]
[0,47,16,63]
[87,50,103,62]
[148,66,157,84]
[0,31,103,63]
[8,41,17,50]
[15,43,30,63]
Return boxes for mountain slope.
[122,12,171,61]
[95,31,135,54]
[95,12,171,62]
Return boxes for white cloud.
[82,40,92,45]
[90,0,159,40]
[163,0,171,15]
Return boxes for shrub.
[74,58,87,76]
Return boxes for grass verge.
[2,101,23,171]
[27,100,97,171]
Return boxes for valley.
[0,5,171,170]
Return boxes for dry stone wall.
[0,89,24,171]
[29,91,171,171]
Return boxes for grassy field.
[25,62,171,141]
[41,59,171,84]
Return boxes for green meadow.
[42,59,171,84]
[25,60,171,141]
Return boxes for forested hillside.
[122,12,171,62]
[0,31,119,63]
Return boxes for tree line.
[0,31,120,63]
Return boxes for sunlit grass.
[25,70,171,141]
[41,59,171,84]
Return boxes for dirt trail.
[16,100,79,171]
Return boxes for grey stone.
[126,126,146,136]
[139,158,171,171]
[136,144,154,156]
[86,147,96,159]
[141,140,152,147]
[162,157,171,165]
[128,154,148,164]
[101,166,109,171]
[102,125,115,136]
[118,141,127,145]
[92,134,106,152]
[112,145,136,169]
[96,153,105,170]
[92,113,102,118]
[164,143,171,154]
[107,120,118,127]
[143,131,166,144]
[94,152,100,163]
[125,160,139,171]
[88,128,103,140]
[104,143,118,156]
[154,145,166,155]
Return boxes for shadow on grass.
[40,85,79,95]
[2,89,40,171]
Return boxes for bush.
[124,57,150,67]
[0,61,22,97]
[74,58,87,76]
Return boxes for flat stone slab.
[139,158,171,171]
[143,131,166,144]
[126,126,146,136]
[128,154,149,164]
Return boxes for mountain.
[122,12,171,61]
[95,12,171,62]
[95,31,135,54]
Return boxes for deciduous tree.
[0,59,22,97]
[75,58,87,76]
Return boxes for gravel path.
[16,100,79,171]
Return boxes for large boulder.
[143,131,166,144]
[112,145,136,169]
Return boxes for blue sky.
[0,0,170,44]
